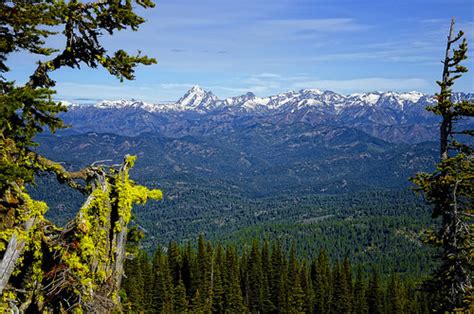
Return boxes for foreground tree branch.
[1,2,158,310]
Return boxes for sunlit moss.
[1,155,162,311]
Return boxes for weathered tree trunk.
[439,18,455,162]
[0,217,35,296]
[0,155,161,312]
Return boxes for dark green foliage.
[168,240,182,287]
[174,279,189,313]
[332,258,353,313]
[0,0,156,191]
[150,248,174,313]
[212,244,225,313]
[353,265,368,314]
[224,247,246,312]
[313,250,331,313]
[122,237,433,313]
[387,273,403,314]
[246,239,264,312]
[367,267,383,314]
[287,245,305,313]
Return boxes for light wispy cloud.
[238,74,431,96]
[258,18,367,33]
[289,78,430,94]
[6,0,474,101]
[56,82,182,102]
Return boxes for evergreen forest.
[122,236,433,313]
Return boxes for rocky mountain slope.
[61,86,473,143]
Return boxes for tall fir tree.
[140,251,154,309]
[261,240,276,313]
[151,247,174,313]
[342,257,353,313]
[367,267,383,314]
[270,241,285,310]
[353,265,368,314]
[331,261,344,313]
[212,244,225,313]
[300,261,315,314]
[122,250,147,311]
[247,239,264,312]
[412,18,473,312]
[387,273,403,314]
[313,250,331,313]
[182,241,194,298]
[168,240,182,287]
[224,247,246,312]
[174,278,189,313]
[287,245,305,313]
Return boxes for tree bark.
[0,217,36,295]
[440,18,455,161]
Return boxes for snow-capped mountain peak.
[175,85,219,111]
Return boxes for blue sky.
[7,0,474,102]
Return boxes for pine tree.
[412,18,473,312]
[353,265,368,314]
[193,234,212,310]
[123,250,146,311]
[204,241,215,312]
[331,261,346,313]
[140,251,153,309]
[270,241,285,309]
[247,239,264,312]
[182,241,194,298]
[212,244,225,313]
[300,261,315,314]
[261,240,276,313]
[313,250,331,313]
[278,259,289,313]
[151,247,174,313]
[162,264,175,313]
[168,240,182,286]
[342,257,353,313]
[174,278,189,313]
[367,267,383,314]
[387,273,402,314]
[191,288,204,312]
[287,245,305,313]
[224,247,246,312]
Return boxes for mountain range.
[60,86,473,143]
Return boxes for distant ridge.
[61,85,472,114]
[60,86,473,143]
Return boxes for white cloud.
[258,18,367,33]
[55,82,180,102]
